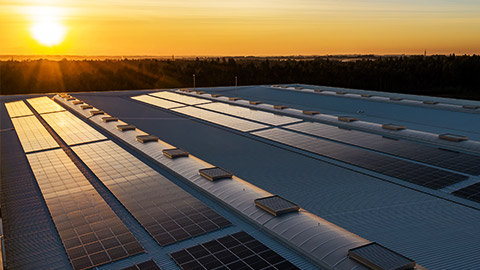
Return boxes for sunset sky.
[1,0,479,56]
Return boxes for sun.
[31,21,66,47]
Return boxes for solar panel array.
[131,95,185,109]
[172,106,267,132]
[72,140,232,246]
[150,91,211,105]
[198,102,301,126]
[40,111,107,145]
[10,116,59,153]
[253,128,467,189]
[4,100,34,118]
[27,96,66,114]
[170,231,299,270]
[26,149,144,270]
[286,122,480,175]
[453,183,480,203]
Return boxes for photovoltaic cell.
[170,231,300,270]
[172,106,267,132]
[71,141,231,246]
[285,122,480,175]
[5,100,34,118]
[40,111,107,145]
[253,128,467,189]
[131,95,185,109]
[27,96,66,114]
[150,91,211,105]
[10,116,59,152]
[26,149,144,270]
[198,102,301,126]
[452,182,480,203]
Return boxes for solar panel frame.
[197,102,301,126]
[5,100,34,118]
[253,128,468,189]
[149,91,211,105]
[71,141,232,246]
[452,182,480,203]
[172,106,268,132]
[40,111,107,145]
[27,97,66,114]
[26,149,144,270]
[170,231,300,270]
[10,115,59,153]
[131,95,185,109]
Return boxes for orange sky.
[1,0,479,56]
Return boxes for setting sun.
[31,21,65,46]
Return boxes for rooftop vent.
[314,89,324,92]
[89,110,105,116]
[136,135,159,143]
[80,105,93,110]
[303,110,320,115]
[196,91,206,94]
[439,133,468,142]
[211,94,222,97]
[199,167,233,181]
[73,101,84,105]
[390,97,403,101]
[361,94,373,98]
[272,85,280,87]
[162,148,189,159]
[249,101,263,105]
[462,105,479,110]
[382,124,406,131]
[58,93,68,97]
[66,97,76,101]
[280,85,288,88]
[228,97,241,101]
[336,91,346,95]
[338,116,358,122]
[101,116,118,122]
[348,242,416,270]
[423,100,439,105]
[254,195,300,216]
[116,124,136,131]
[273,105,289,110]
[294,87,303,90]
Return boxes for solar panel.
[255,195,300,216]
[439,133,468,142]
[136,135,158,143]
[10,116,59,153]
[40,111,107,145]
[26,149,144,270]
[162,148,189,159]
[131,95,184,109]
[150,91,211,105]
[26,96,65,114]
[121,260,161,270]
[286,122,480,175]
[170,231,300,270]
[5,100,34,118]
[348,243,416,270]
[71,141,231,246]
[117,124,136,131]
[199,167,233,181]
[452,182,480,203]
[172,106,267,132]
[198,102,301,126]
[253,128,468,189]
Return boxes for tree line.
[1,55,479,100]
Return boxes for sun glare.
[28,6,67,47]
[31,21,66,46]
